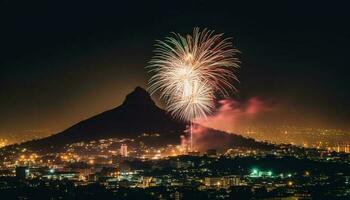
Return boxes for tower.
[16,166,29,179]
[120,144,128,157]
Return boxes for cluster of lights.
[16,154,39,164]
[249,168,273,178]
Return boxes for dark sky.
[1,0,350,141]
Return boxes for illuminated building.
[42,171,79,181]
[120,144,128,157]
[174,191,182,200]
[204,176,242,188]
[141,176,152,188]
[222,176,242,188]
[249,168,273,178]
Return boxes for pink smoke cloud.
[194,97,274,133]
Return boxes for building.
[42,171,79,181]
[120,144,128,157]
[140,176,152,188]
[204,177,222,187]
[222,176,242,188]
[204,176,242,188]
[174,191,182,200]
[15,166,29,179]
[249,168,273,178]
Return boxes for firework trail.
[147,28,240,151]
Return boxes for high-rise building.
[120,144,128,157]
[16,166,29,179]
[174,191,182,200]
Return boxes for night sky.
[1,1,350,141]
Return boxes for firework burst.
[166,80,215,121]
[147,28,240,122]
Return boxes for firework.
[166,79,215,122]
[147,27,240,122]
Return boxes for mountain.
[16,87,185,151]
[3,87,273,152]
[50,86,184,139]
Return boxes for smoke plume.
[194,97,274,133]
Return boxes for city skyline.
[1,1,350,199]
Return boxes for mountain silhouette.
[4,87,272,152]
[53,86,185,140]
